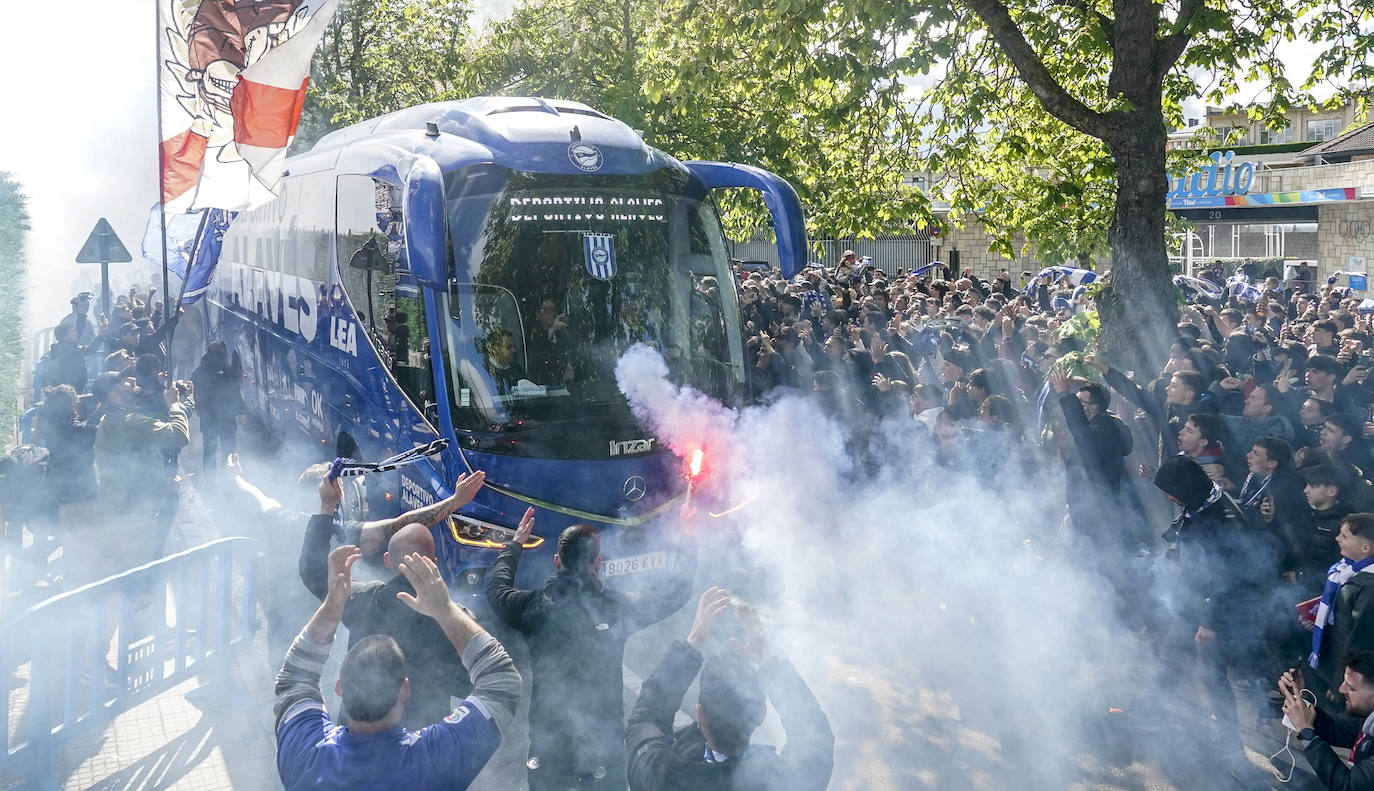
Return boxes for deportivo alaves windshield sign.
[1168,150,1255,202]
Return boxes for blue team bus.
[180,96,806,593]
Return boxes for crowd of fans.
[733,249,1374,788]
[2,287,209,585]
[15,248,1374,789]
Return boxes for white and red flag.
[158,0,340,212]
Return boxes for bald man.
[298,474,485,729]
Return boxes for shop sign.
[1168,150,1255,202]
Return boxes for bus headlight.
[448,514,545,550]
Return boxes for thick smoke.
[615,342,1234,789]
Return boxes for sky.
[0,0,161,328]
[0,0,517,332]
[0,0,1332,332]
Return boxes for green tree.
[300,0,934,240]
[300,0,1374,368]
[298,0,473,147]
[0,172,30,452]
[720,0,1372,367]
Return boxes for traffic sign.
[75,217,133,318]
[75,218,132,264]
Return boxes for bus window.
[446,283,537,427]
[391,285,437,425]
[337,174,436,419]
[439,167,745,458]
[337,175,403,338]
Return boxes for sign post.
[75,217,133,320]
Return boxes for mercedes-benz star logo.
[622,476,646,502]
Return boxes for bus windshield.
[442,166,743,458]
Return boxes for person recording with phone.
[90,369,191,566]
[1281,655,1374,791]
[625,588,834,791]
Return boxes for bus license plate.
[603,551,668,578]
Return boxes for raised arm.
[274,545,359,731]
[225,453,281,515]
[396,552,521,728]
[484,507,541,628]
[146,393,191,449]
[627,588,729,791]
[1096,356,1159,420]
[298,477,343,602]
[737,606,834,791]
[355,471,485,555]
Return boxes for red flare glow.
[688,448,704,479]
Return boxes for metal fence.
[1,537,259,790]
[729,236,936,277]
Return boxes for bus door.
[336,172,444,514]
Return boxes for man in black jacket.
[626,588,834,791]
[1050,373,1132,531]
[1298,465,1356,593]
[1281,653,1374,791]
[1239,437,1307,580]
[485,510,697,791]
[297,470,486,728]
[1089,353,1217,465]
[1313,515,1374,694]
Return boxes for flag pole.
[154,0,171,331]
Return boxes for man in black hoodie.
[1153,455,1275,779]
[485,511,697,791]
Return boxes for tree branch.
[1065,0,1116,48]
[1155,0,1205,75]
[962,0,1111,138]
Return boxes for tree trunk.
[1096,108,1177,376]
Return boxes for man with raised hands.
[274,544,520,790]
[297,470,488,728]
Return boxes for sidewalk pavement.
[3,480,279,791]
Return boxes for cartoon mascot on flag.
[159,0,338,212]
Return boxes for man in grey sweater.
[274,544,520,790]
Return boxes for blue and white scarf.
[1309,556,1374,668]
[1226,274,1263,303]
[327,438,449,479]
[1237,472,1271,509]
[1172,274,1224,301]
[1182,481,1226,521]
[1024,266,1097,297]
[1161,482,1227,547]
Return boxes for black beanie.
[1153,455,1214,512]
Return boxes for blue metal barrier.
[0,537,259,790]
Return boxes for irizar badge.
[583,234,617,280]
[568,142,604,172]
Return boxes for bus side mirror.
[683,161,808,279]
[403,155,447,286]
